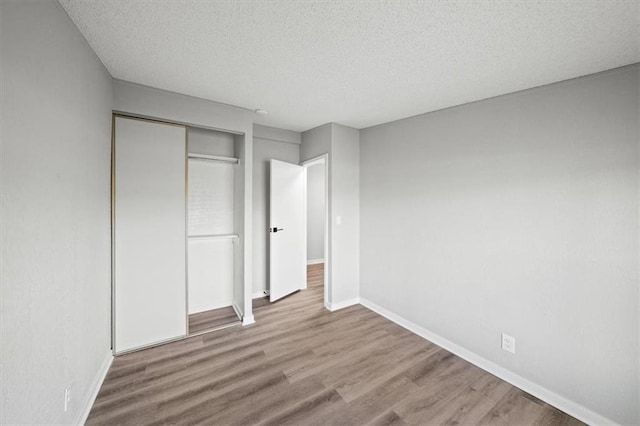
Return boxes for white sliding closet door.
[114,116,187,353]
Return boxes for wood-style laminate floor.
[88,263,583,425]
[306,262,324,288]
[188,306,240,335]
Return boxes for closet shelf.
[188,153,239,164]
[188,233,239,240]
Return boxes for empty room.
[1,0,639,425]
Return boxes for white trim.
[188,299,233,315]
[188,233,238,240]
[75,350,113,425]
[301,153,330,311]
[233,301,255,326]
[231,301,242,320]
[358,298,617,426]
[252,290,269,299]
[307,259,325,265]
[325,297,360,312]
[188,153,238,163]
[242,314,255,325]
[301,167,308,291]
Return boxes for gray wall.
[306,164,325,262]
[252,126,301,296]
[359,65,640,424]
[302,124,360,307]
[113,79,252,134]
[188,127,235,157]
[1,0,113,423]
[301,124,331,162]
[330,124,360,304]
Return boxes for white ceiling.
[59,0,639,132]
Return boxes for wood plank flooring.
[188,306,240,335]
[88,263,583,425]
[307,262,324,287]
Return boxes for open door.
[269,159,306,302]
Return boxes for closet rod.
[188,233,239,240]
[188,153,239,164]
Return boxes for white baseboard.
[325,297,360,312]
[252,290,269,299]
[189,298,233,315]
[231,302,242,320]
[307,259,325,265]
[232,301,255,325]
[358,298,616,426]
[75,350,113,425]
[242,314,255,325]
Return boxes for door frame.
[301,154,330,308]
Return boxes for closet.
[112,115,244,354]
[186,127,240,334]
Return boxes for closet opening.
[112,115,249,355]
[186,127,242,335]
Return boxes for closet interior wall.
[187,127,238,317]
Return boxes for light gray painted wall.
[301,124,331,162]
[307,164,325,261]
[254,124,301,145]
[1,0,113,423]
[252,136,300,295]
[113,79,252,134]
[188,127,235,157]
[301,123,360,306]
[359,65,640,425]
[330,124,360,304]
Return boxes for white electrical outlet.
[501,333,516,354]
[64,387,71,412]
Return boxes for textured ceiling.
[58,0,640,132]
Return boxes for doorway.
[265,155,329,311]
[302,155,329,307]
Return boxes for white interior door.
[114,116,187,353]
[270,159,306,302]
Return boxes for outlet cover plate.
[501,332,516,354]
